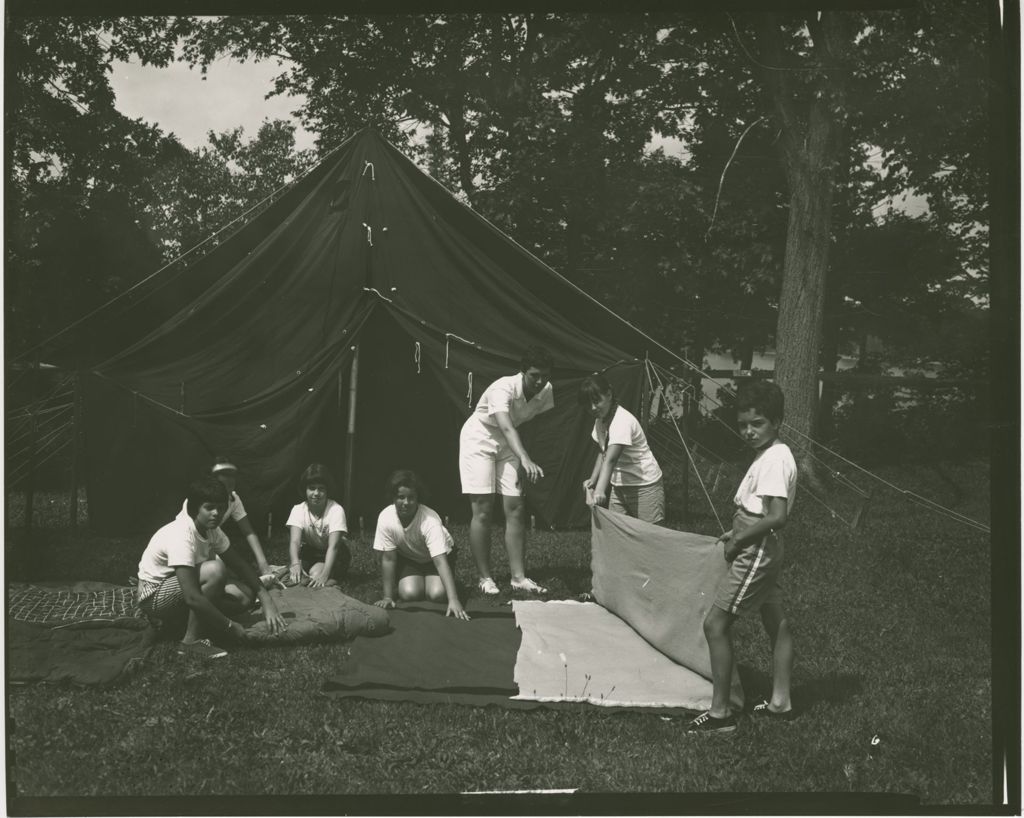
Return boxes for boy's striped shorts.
[713,507,784,616]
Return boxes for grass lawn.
[4,461,996,807]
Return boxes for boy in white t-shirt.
[138,477,287,659]
[458,346,555,596]
[286,463,351,588]
[579,374,665,525]
[687,380,798,734]
[372,470,469,621]
[176,457,273,610]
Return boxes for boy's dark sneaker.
[752,700,797,721]
[177,639,228,660]
[685,711,737,734]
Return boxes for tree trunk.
[755,12,852,449]
[736,337,755,371]
[446,101,476,208]
[773,163,833,445]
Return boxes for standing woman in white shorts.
[459,346,554,595]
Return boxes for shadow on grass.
[738,663,863,712]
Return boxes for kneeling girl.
[287,463,352,588]
[373,470,469,621]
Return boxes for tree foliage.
[7,9,993,450]
[5,16,315,355]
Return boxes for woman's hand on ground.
[308,567,327,588]
[446,601,471,621]
[374,597,396,609]
[261,599,288,634]
[289,564,304,585]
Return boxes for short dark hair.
[520,345,553,373]
[734,379,785,425]
[577,374,614,407]
[298,463,335,495]
[186,476,230,518]
[385,469,427,502]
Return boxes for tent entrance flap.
[347,309,468,523]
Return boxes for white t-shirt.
[733,440,798,516]
[137,515,230,601]
[286,499,348,552]
[177,491,246,525]
[592,405,663,486]
[471,373,554,429]
[372,504,453,563]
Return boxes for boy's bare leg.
[183,559,228,643]
[760,602,794,712]
[502,494,527,580]
[469,495,495,579]
[703,606,737,718]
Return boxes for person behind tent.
[287,463,352,588]
[687,379,798,734]
[177,456,274,611]
[137,476,288,659]
[459,345,555,596]
[372,469,469,621]
[578,374,665,526]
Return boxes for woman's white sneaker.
[510,577,547,594]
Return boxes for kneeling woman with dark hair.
[287,463,352,588]
[372,470,469,621]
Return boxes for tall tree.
[747,11,856,446]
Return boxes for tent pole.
[69,371,81,530]
[679,353,693,526]
[343,345,360,515]
[24,356,42,533]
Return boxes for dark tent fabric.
[39,128,675,534]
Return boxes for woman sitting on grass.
[373,470,469,621]
[287,463,351,588]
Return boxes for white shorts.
[459,416,522,496]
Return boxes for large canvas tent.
[35,128,682,535]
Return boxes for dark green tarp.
[40,128,674,533]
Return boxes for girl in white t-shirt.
[372,470,469,620]
[579,374,665,525]
[287,463,351,588]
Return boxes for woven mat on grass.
[7,582,155,686]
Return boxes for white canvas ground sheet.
[512,599,718,710]
[512,506,744,710]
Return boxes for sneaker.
[478,577,500,595]
[752,700,796,721]
[511,577,547,594]
[685,711,737,734]
[177,639,228,660]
